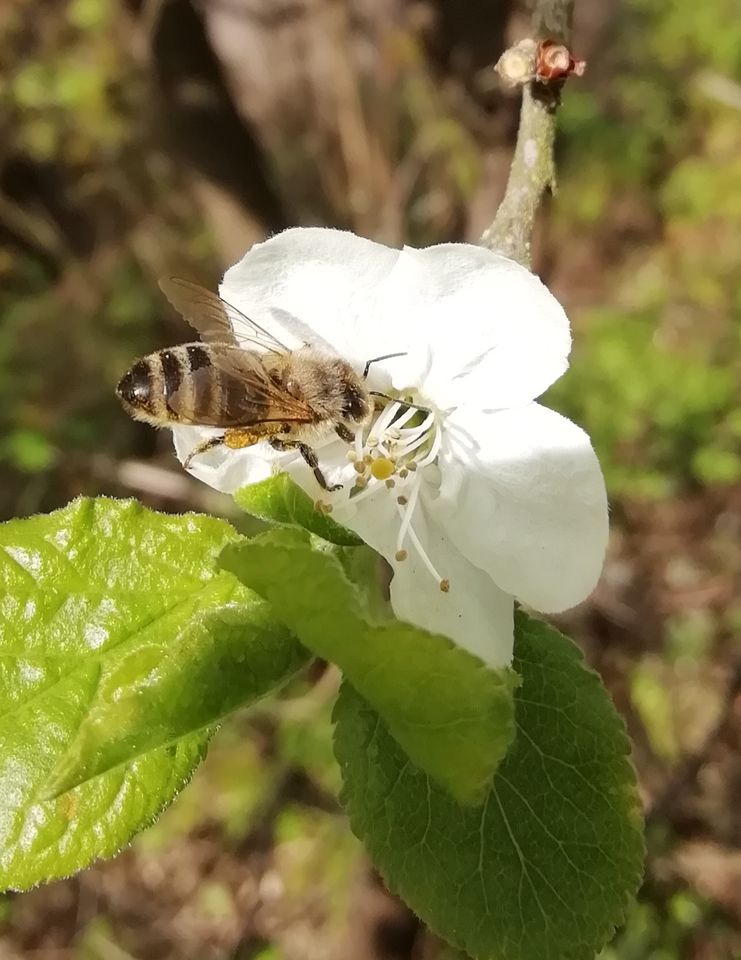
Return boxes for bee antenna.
[370,391,430,414]
[362,352,407,379]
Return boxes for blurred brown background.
[1,0,740,958]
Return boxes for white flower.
[173,228,608,668]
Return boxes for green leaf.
[235,474,362,546]
[334,611,644,960]
[0,497,306,889]
[1,662,209,891]
[221,527,518,807]
[46,599,307,797]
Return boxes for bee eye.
[343,389,369,422]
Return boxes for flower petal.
[172,424,354,496]
[385,244,571,409]
[435,403,608,613]
[219,229,571,405]
[332,488,515,668]
[220,227,414,388]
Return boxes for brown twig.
[480,1,577,268]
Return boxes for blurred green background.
[1,0,740,958]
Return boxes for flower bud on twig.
[535,39,586,82]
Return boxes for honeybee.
[116,278,395,491]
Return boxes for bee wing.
[159,277,289,354]
[167,346,315,428]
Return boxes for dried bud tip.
[495,38,537,86]
[535,39,586,83]
[571,58,587,77]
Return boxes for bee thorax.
[290,350,372,428]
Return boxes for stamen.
[393,418,436,460]
[370,400,403,441]
[349,476,384,505]
[387,405,418,432]
[416,422,443,468]
[398,410,435,437]
[348,393,446,596]
[405,522,449,592]
[396,477,421,553]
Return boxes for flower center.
[347,395,449,593]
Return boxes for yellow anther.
[395,549,408,561]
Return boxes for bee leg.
[183,435,225,469]
[335,423,355,444]
[269,438,342,492]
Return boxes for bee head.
[342,381,371,424]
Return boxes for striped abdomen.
[116,343,229,426]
